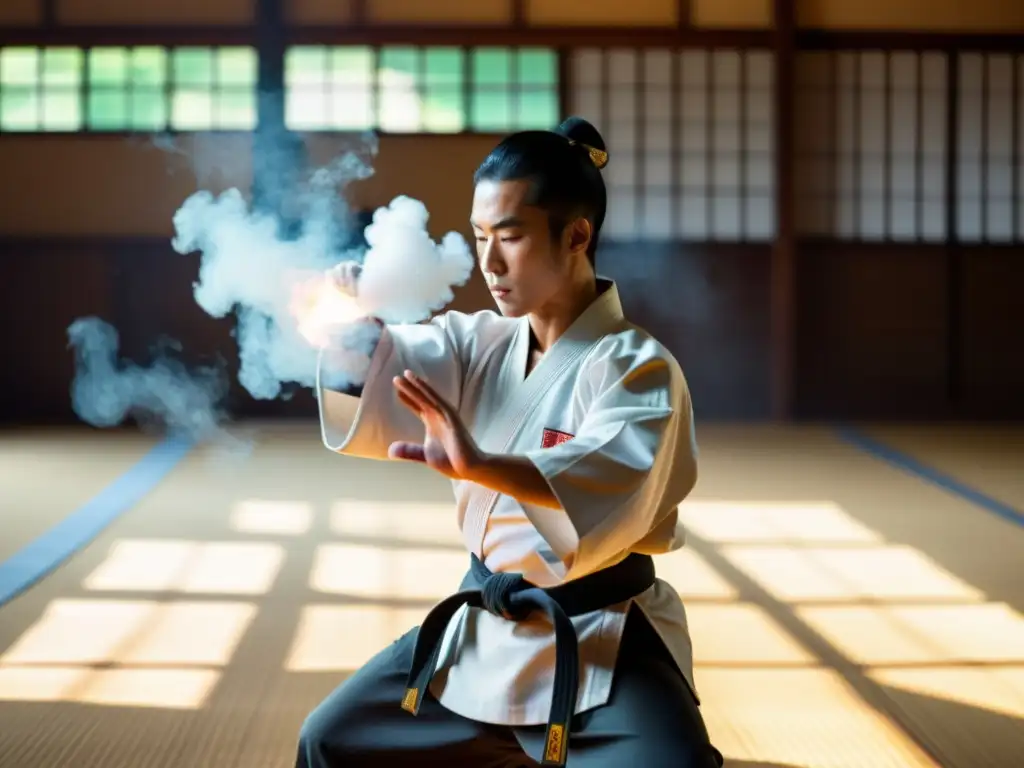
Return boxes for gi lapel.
[461,280,627,555]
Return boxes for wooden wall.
[1,0,1023,425]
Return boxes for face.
[470,179,591,318]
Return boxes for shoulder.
[588,323,684,380]
[434,309,519,354]
[584,323,688,403]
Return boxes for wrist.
[462,448,497,483]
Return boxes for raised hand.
[327,261,362,298]
[388,370,483,480]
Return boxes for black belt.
[401,552,656,766]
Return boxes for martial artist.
[299,116,723,767]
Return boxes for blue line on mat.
[0,435,194,609]
[837,427,1024,529]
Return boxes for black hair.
[473,116,609,265]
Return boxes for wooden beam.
[2,25,1022,52]
[0,25,774,49]
[797,29,1024,52]
[770,0,796,420]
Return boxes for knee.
[297,697,350,764]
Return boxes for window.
[169,47,257,131]
[86,47,167,131]
[0,46,257,132]
[285,46,560,133]
[1,47,83,131]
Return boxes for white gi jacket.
[317,279,699,727]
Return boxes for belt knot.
[480,571,531,620]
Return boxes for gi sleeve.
[521,347,698,579]
[317,315,462,460]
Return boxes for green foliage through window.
[0,45,257,132]
[0,44,558,134]
[284,46,559,133]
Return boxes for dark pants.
[296,607,723,767]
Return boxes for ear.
[565,217,593,257]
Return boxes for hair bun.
[556,116,609,169]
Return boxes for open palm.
[388,370,482,480]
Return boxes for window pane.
[473,48,511,85]
[286,87,329,130]
[287,46,327,85]
[518,48,556,86]
[379,87,421,132]
[172,88,213,129]
[131,87,167,130]
[42,89,81,130]
[330,47,373,85]
[217,47,256,86]
[217,88,256,129]
[517,89,558,129]
[0,89,38,130]
[42,48,82,86]
[471,88,511,131]
[423,86,463,132]
[379,47,419,86]
[1,48,38,86]
[88,88,128,129]
[131,48,167,85]
[425,48,462,86]
[330,88,373,130]
[88,48,128,86]
[173,48,214,87]
[379,47,420,131]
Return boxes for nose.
[479,238,506,277]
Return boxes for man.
[300,116,722,767]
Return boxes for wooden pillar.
[512,0,526,27]
[770,0,797,420]
[676,0,692,28]
[252,0,305,233]
[41,0,57,27]
[944,49,962,409]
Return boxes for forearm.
[465,452,562,510]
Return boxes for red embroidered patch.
[541,428,574,448]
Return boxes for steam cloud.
[67,319,228,442]
[67,136,475,444]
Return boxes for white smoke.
[67,318,228,442]
[67,138,475,445]
[357,197,477,324]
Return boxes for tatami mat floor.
[1,423,1022,768]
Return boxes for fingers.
[327,261,362,297]
[388,442,427,462]
[393,373,435,414]
[393,386,422,416]
[398,370,448,414]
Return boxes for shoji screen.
[795,50,949,241]
[957,53,1024,242]
[796,49,1023,243]
[570,48,776,242]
